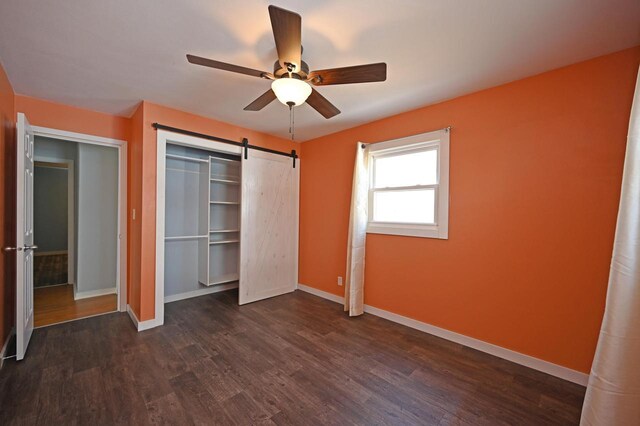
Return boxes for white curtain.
[345,143,369,316]
[581,67,640,425]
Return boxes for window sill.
[367,222,448,239]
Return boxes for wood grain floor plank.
[0,289,585,425]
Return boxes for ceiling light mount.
[274,59,309,79]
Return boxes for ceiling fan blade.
[268,5,302,72]
[306,88,340,119]
[187,54,273,79]
[308,63,387,86]
[244,89,277,111]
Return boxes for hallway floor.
[34,284,117,327]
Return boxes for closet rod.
[153,123,299,168]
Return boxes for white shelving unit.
[163,144,241,301]
[207,155,240,286]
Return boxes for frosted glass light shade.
[271,78,312,106]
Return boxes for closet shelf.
[210,229,239,233]
[210,178,240,184]
[210,201,240,205]
[210,174,240,181]
[165,235,208,241]
[166,153,209,163]
[207,273,240,286]
[210,156,240,164]
[209,239,239,245]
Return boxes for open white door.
[239,150,299,305]
[15,113,36,360]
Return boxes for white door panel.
[16,112,35,360]
[239,150,299,305]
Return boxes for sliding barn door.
[239,150,299,305]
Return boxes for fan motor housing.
[273,60,310,80]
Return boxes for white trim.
[31,126,124,148]
[126,305,164,332]
[33,156,75,284]
[155,129,243,329]
[296,284,589,386]
[74,287,117,300]
[297,284,345,304]
[367,129,449,239]
[31,125,128,313]
[34,250,68,257]
[164,282,238,303]
[0,327,16,370]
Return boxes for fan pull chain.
[288,102,295,141]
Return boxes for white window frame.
[367,129,449,239]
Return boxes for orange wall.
[132,101,299,320]
[299,47,640,373]
[0,62,15,346]
[128,103,144,317]
[15,96,130,141]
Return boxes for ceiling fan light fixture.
[271,77,312,106]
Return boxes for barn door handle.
[21,245,38,252]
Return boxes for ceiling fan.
[186,5,387,119]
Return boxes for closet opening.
[154,129,300,329]
[31,130,127,327]
[163,143,241,304]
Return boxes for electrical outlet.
[337,276,343,286]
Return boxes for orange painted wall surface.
[0,62,15,346]
[15,96,129,141]
[128,103,144,317]
[133,101,299,320]
[299,47,640,373]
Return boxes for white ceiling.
[1,0,639,141]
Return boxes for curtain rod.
[360,126,452,149]
[152,123,298,168]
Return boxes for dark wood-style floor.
[34,254,68,288]
[0,290,585,425]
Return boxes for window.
[367,129,449,239]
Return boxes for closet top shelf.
[166,153,209,163]
[210,201,240,205]
[210,229,239,233]
[210,156,240,164]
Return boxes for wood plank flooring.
[0,289,585,425]
[34,254,68,288]
[34,284,117,327]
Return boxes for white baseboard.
[164,282,238,303]
[296,284,589,386]
[126,304,163,332]
[34,250,68,257]
[74,287,116,300]
[298,284,345,304]
[0,327,16,370]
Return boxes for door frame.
[154,130,241,328]
[31,125,128,312]
[32,158,75,287]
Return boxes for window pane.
[374,149,437,188]
[373,189,435,224]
